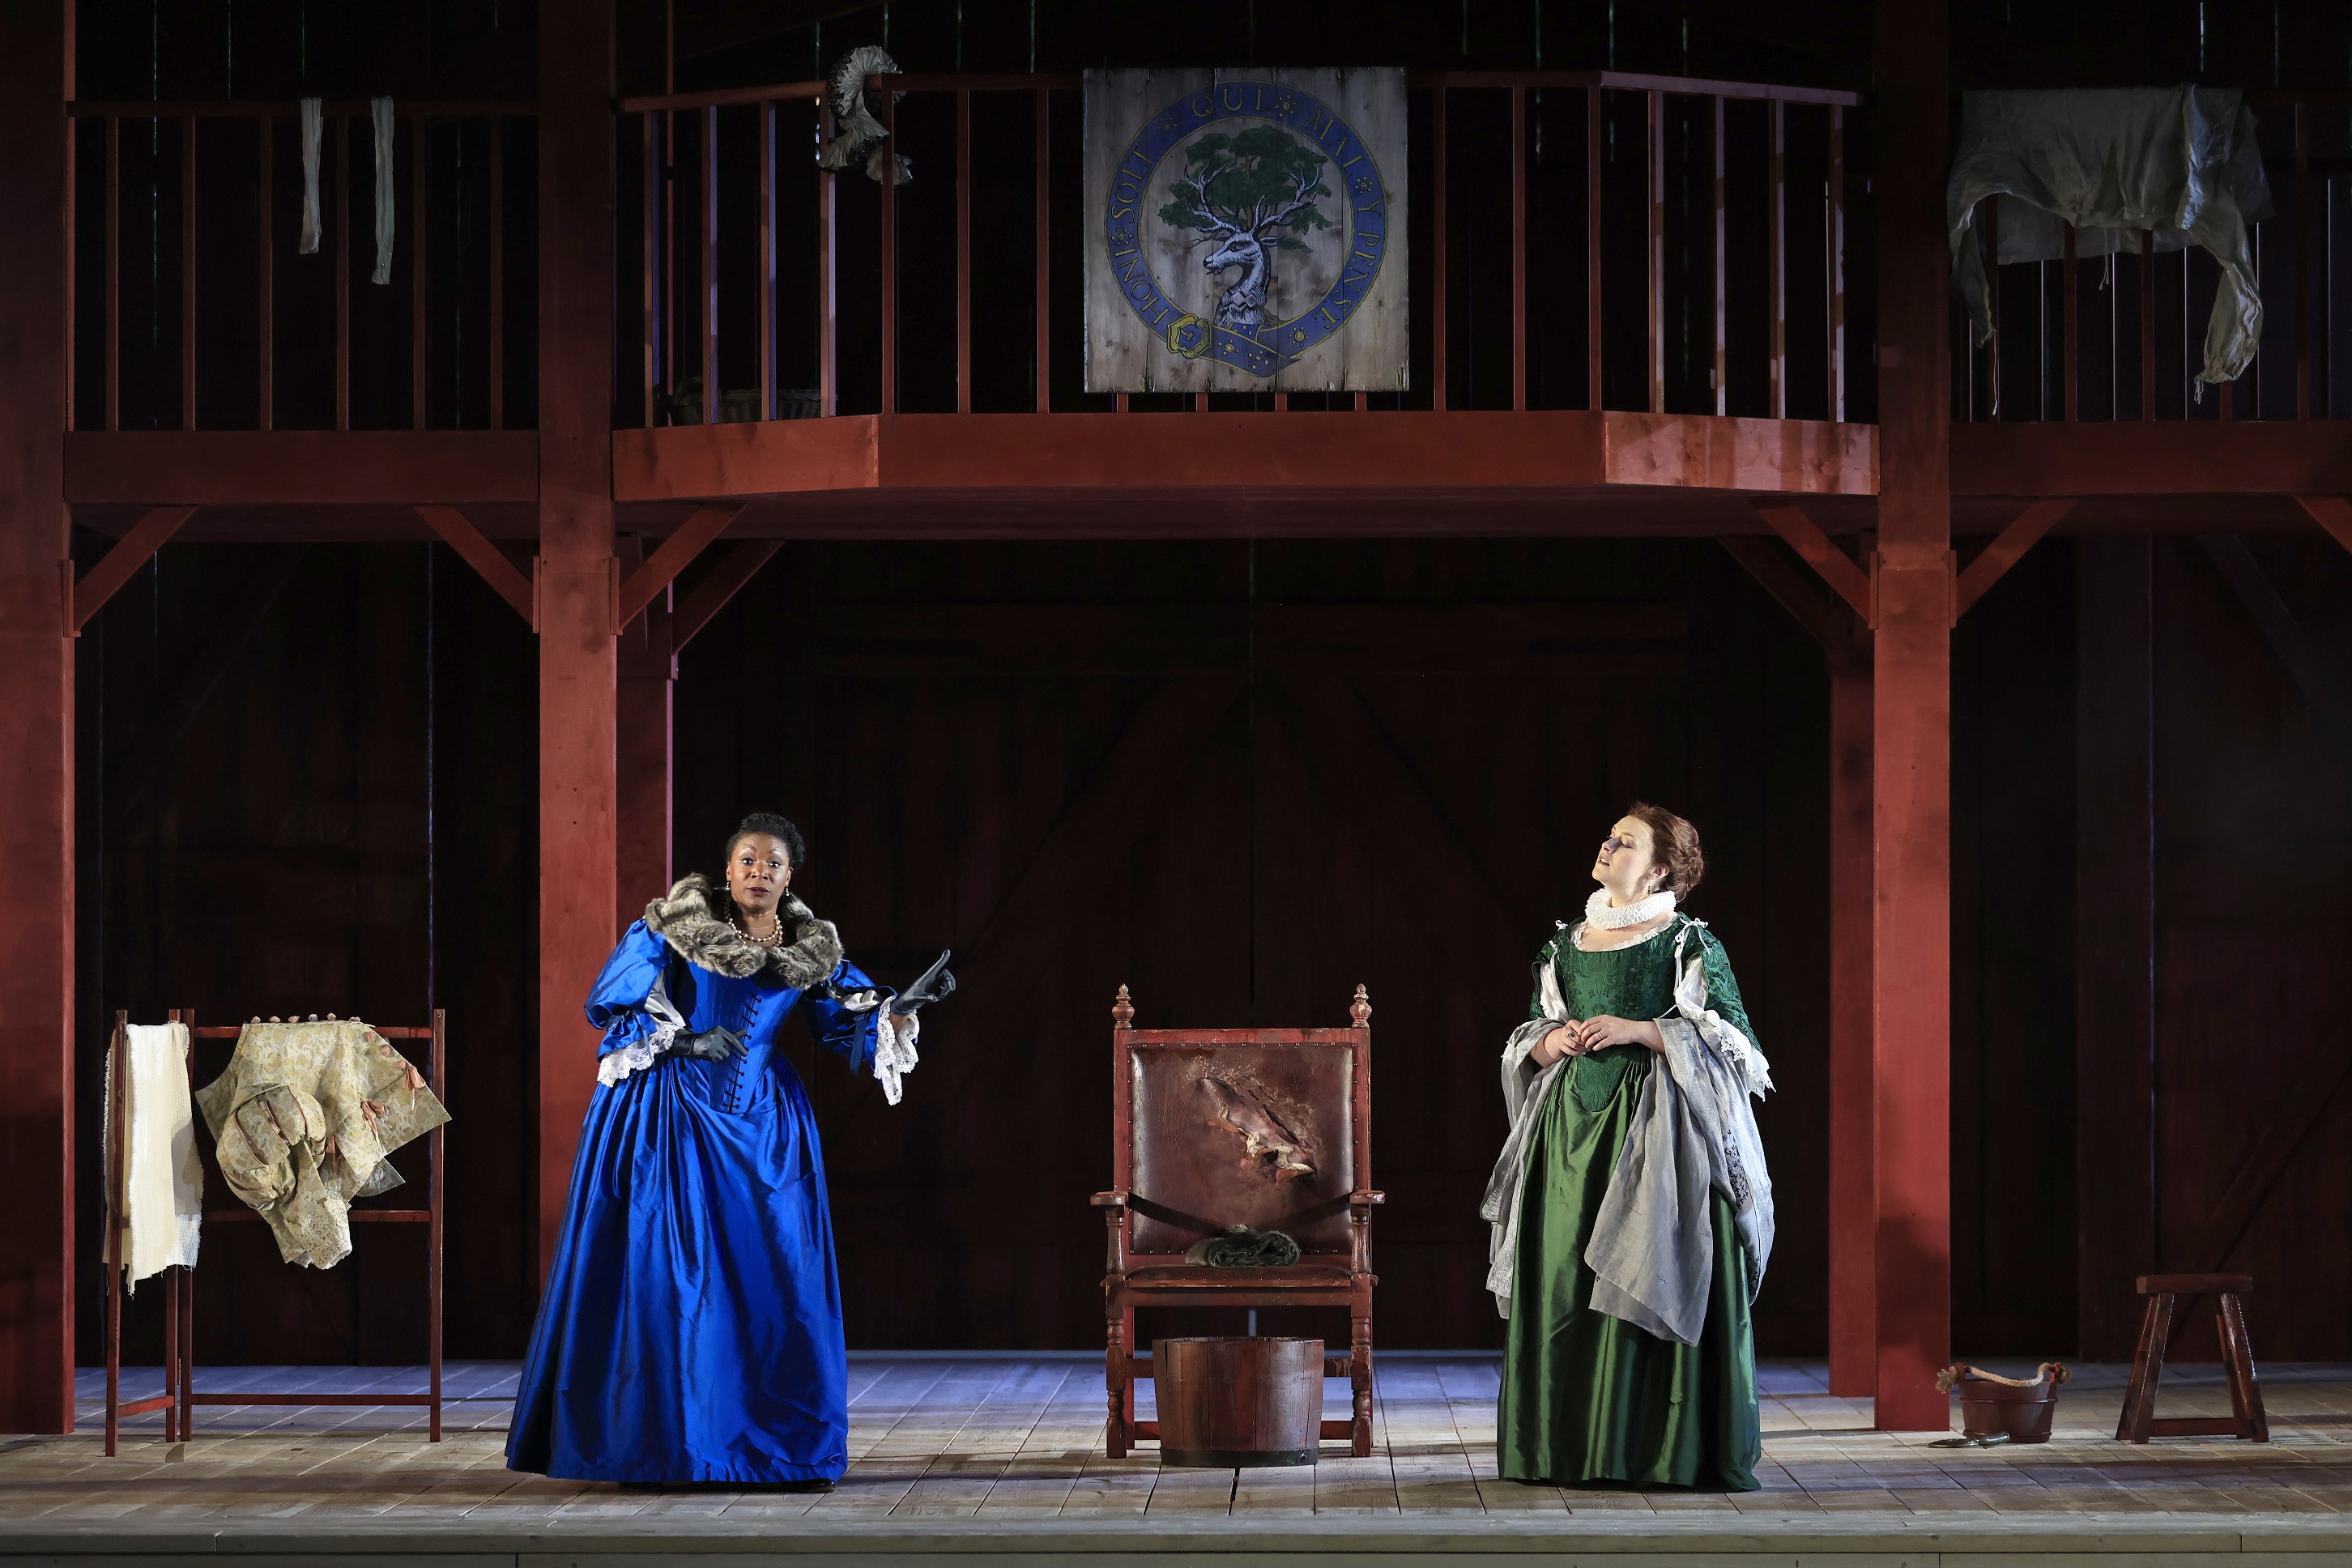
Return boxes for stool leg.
[2218,1293,2269,1442]
[2117,1292,2172,1443]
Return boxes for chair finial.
[1351,984,1371,1025]
[1112,984,1134,1029]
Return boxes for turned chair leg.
[1105,1312,1128,1459]
[1349,1310,1374,1458]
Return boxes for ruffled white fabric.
[874,1011,920,1106]
[596,974,685,1087]
[1584,888,1677,930]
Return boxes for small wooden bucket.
[1938,1362,2069,1443]
[1152,1337,1324,1467]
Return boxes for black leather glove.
[893,950,957,1014]
[663,1026,741,1063]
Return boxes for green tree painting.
[1159,126,1334,337]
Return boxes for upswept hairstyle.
[1624,800,1704,899]
[723,812,808,873]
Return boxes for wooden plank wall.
[72,541,539,1367]
[671,538,1834,1352]
[76,532,2352,1365]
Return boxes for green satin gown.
[1497,915,1762,1491]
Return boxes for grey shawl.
[1481,920,1775,1344]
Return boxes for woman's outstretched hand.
[1572,1014,1664,1054]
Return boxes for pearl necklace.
[1584,888,1676,930]
[731,908,787,948]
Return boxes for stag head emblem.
[1159,126,1335,339]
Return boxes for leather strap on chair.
[1127,1191,1353,1236]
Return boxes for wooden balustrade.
[620,70,1859,424]
[1954,91,2351,424]
[66,99,530,433]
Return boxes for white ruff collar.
[1585,888,1676,930]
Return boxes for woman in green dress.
[1481,803,1775,1490]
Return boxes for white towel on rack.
[106,1023,202,1290]
[299,97,323,254]
[371,96,395,284]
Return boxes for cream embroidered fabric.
[194,1020,450,1269]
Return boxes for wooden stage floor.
[11,1355,2352,1562]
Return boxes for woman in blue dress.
[507,812,952,1487]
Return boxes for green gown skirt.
[1497,1046,1761,1491]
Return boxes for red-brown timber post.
[1826,631,1876,1398]
[539,0,620,1284]
[0,0,74,1435]
[616,535,675,931]
[1871,0,1954,1431]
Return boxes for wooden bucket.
[1152,1337,1324,1467]
[1940,1362,2069,1443]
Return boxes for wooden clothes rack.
[102,1008,450,1448]
[100,1011,192,1456]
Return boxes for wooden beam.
[70,505,194,633]
[671,538,781,652]
[1953,421,2352,497]
[1715,535,1860,657]
[616,411,1880,503]
[414,504,535,625]
[2295,494,2352,556]
[1753,501,1873,622]
[1952,497,2075,622]
[615,535,675,932]
[1870,0,1954,1434]
[2075,537,2157,1361]
[1720,529,1873,1395]
[0,0,75,1436]
[1826,657,1874,1397]
[537,0,620,1289]
[66,430,539,505]
[616,501,739,633]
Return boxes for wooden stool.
[2116,1273,2268,1443]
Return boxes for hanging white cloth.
[299,96,323,254]
[1946,87,2273,395]
[102,1023,203,1292]
[370,97,396,285]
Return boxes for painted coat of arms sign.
[1084,69,1408,393]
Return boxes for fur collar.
[644,874,844,990]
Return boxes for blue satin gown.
[506,918,887,1484]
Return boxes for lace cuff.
[595,973,686,1087]
[874,1010,920,1106]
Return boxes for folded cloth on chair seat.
[101,1022,202,1291]
[1182,1224,1302,1268]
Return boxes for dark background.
[71,0,2352,1366]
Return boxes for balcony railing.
[617,70,1864,425]
[67,99,534,433]
[1952,92,2352,424]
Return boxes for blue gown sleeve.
[584,921,675,1059]
[797,957,895,1076]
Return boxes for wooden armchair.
[1093,984,1383,1459]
